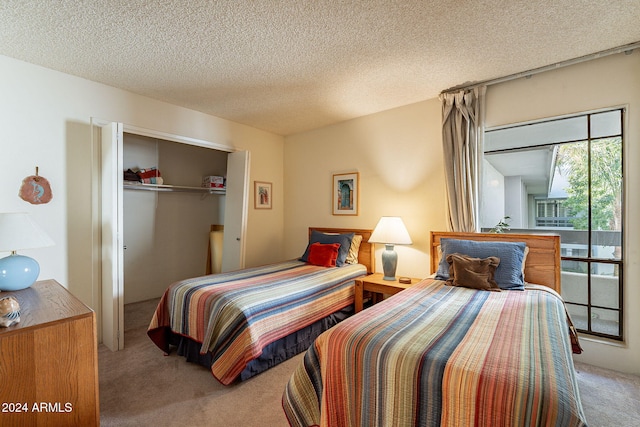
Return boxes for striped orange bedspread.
[148,260,366,385]
[283,279,587,427]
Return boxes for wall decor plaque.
[19,168,53,205]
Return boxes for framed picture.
[254,181,272,209]
[332,172,359,215]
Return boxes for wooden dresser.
[0,280,99,426]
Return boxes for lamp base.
[381,244,398,281]
[0,254,40,291]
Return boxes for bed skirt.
[168,304,354,382]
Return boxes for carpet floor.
[98,298,640,426]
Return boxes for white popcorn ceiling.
[1,0,639,136]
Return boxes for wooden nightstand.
[355,273,422,313]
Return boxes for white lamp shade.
[368,217,412,245]
[0,212,54,252]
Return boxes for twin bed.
[283,231,585,426]
[147,227,374,384]
[148,229,586,426]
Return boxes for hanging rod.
[441,41,640,95]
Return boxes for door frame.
[91,119,246,350]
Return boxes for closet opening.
[122,133,228,307]
[93,120,249,351]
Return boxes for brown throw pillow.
[446,253,501,291]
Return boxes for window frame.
[482,108,625,341]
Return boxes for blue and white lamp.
[369,216,412,281]
[0,212,54,291]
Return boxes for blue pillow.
[300,231,354,267]
[435,238,527,290]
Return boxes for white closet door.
[222,150,250,272]
[100,122,124,351]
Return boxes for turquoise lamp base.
[0,253,40,291]
[381,244,398,281]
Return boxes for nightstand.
[355,273,422,313]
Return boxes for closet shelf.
[123,182,225,195]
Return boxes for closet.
[96,120,249,351]
[122,133,227,304]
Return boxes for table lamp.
[0,212,54,291]
[369,216,412,280]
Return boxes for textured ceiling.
[1,1,639,136]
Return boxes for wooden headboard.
[309,227,375,274]
[430,231,561,293]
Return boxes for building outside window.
[536,198,572,227]
[481,108,624,340]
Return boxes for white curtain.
[440,86,486,232]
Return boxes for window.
[482,109,624,340]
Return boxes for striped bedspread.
[148,260,366,385]
[283,279,587,427]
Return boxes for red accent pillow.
[307,242,341,267]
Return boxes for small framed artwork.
[254,181,272,209]
[332,172,359,215]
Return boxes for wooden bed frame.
[309,227,375,274]
[430,231,561,293]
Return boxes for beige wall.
[283,99,447,280]
[0,55,284,330]
[485,50,640,374]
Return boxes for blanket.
[283,279,586,427]
[148,260,366,385]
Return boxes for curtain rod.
[441,41,640,95]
